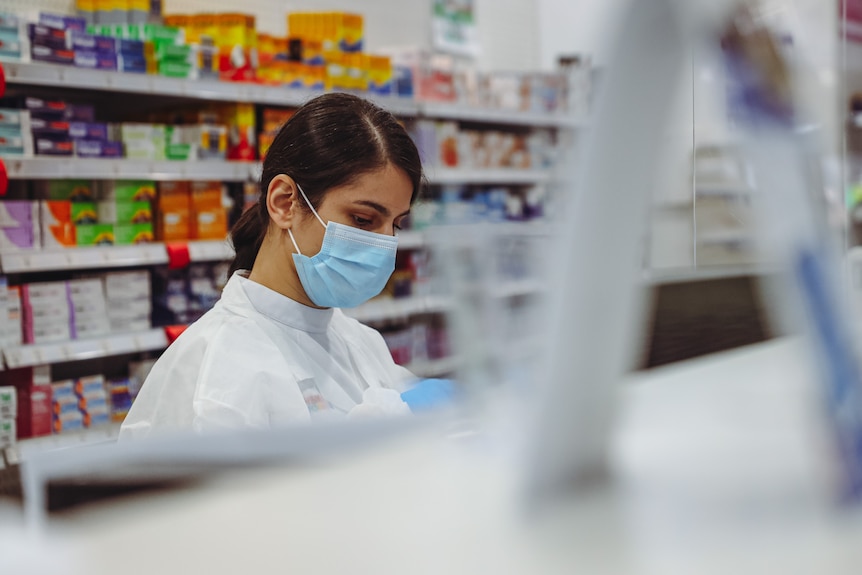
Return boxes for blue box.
[30,45,74,65]
[70,32,116,52]
[118,38,144,54]
[74,49,118,71]
[119,53,147,73]
[69,121,108,140]
[74,139,122,158]
[39,12,86,32]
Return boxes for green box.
[98,201,152,224]
[155,42,191,62]
[115,223,155,245]
[165,142,193,161]
[104,180,156,202]
[71,202,99,225]
[41,180,96,202]
[76,224,115,246]
[158,61,193,78]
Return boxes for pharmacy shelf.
[0,240,233,274]
[2,328,168,369]
[2,156,255,181]
[0,244,167,273]
[344,295,452,323]
[426,168,551,185]
[1,60,583,126]
[8,423,121,464]
[404,356,461,378]
[421,102,584,128]
[0,59,420,116]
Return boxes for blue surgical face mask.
[287,184,398,309]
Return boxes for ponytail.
[228,202,267,277]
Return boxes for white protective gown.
[120,272,416,439]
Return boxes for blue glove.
[400,378,456,412]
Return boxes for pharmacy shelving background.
[0,8,586,455]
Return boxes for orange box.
[192,208,227,240]
[157,181,191,241]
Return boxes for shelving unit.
[0,50,570,433]
[2,328,168,369]
[0,240,233,273]
[2,156,256,181]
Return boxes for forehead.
[321,165,413,211]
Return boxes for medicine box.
[37,180,96,202]
[99,180,156,202]
[71,202,99,225]
[0,386,16,419]
[97,201,152,224]
[40,201,76,248]
[115,223,154,244]
[0,418,15,448]
[76,224,115,245]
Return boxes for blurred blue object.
[400,379,456,412]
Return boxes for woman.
[120,93,423,438]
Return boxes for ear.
[266,175,302,230]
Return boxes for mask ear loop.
[296,183,327,228]
[287,182,326,256]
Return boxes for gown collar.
[231,271,334,334]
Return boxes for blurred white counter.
[21,338,862,574]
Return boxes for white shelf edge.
[1,61,584,126]
[426,168,551,185]
[419,102,583,128]
[2,328,167,369]
[9,423,121,464]
[2,157,255,182]
[0,240,232,273]
[344,295,452,323]
[187,240,235,262]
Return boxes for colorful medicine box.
[76,224,114,245]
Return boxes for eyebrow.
[353,200,410,218]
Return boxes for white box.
[0,386,16,419]
[0,418,16,448]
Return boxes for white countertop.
[5,338,862,575]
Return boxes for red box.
[0,366,52,439]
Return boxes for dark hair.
[229,93,424,276]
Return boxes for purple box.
[39,13,86,32]
[28,24,69,50]
[68,122,108,141]
[73,49,118,71]
[30,118,70,137]
[0,227,36,250]
[74,139,122,158]
[0,201,36,227]
[30,45,74,66]
[70,33,116,53]
[35,138,74,156]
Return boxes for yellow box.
[367,55,393,95]
[340,13,363,53]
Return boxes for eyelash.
[353,215,373,227]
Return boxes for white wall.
[536,0,626,69]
